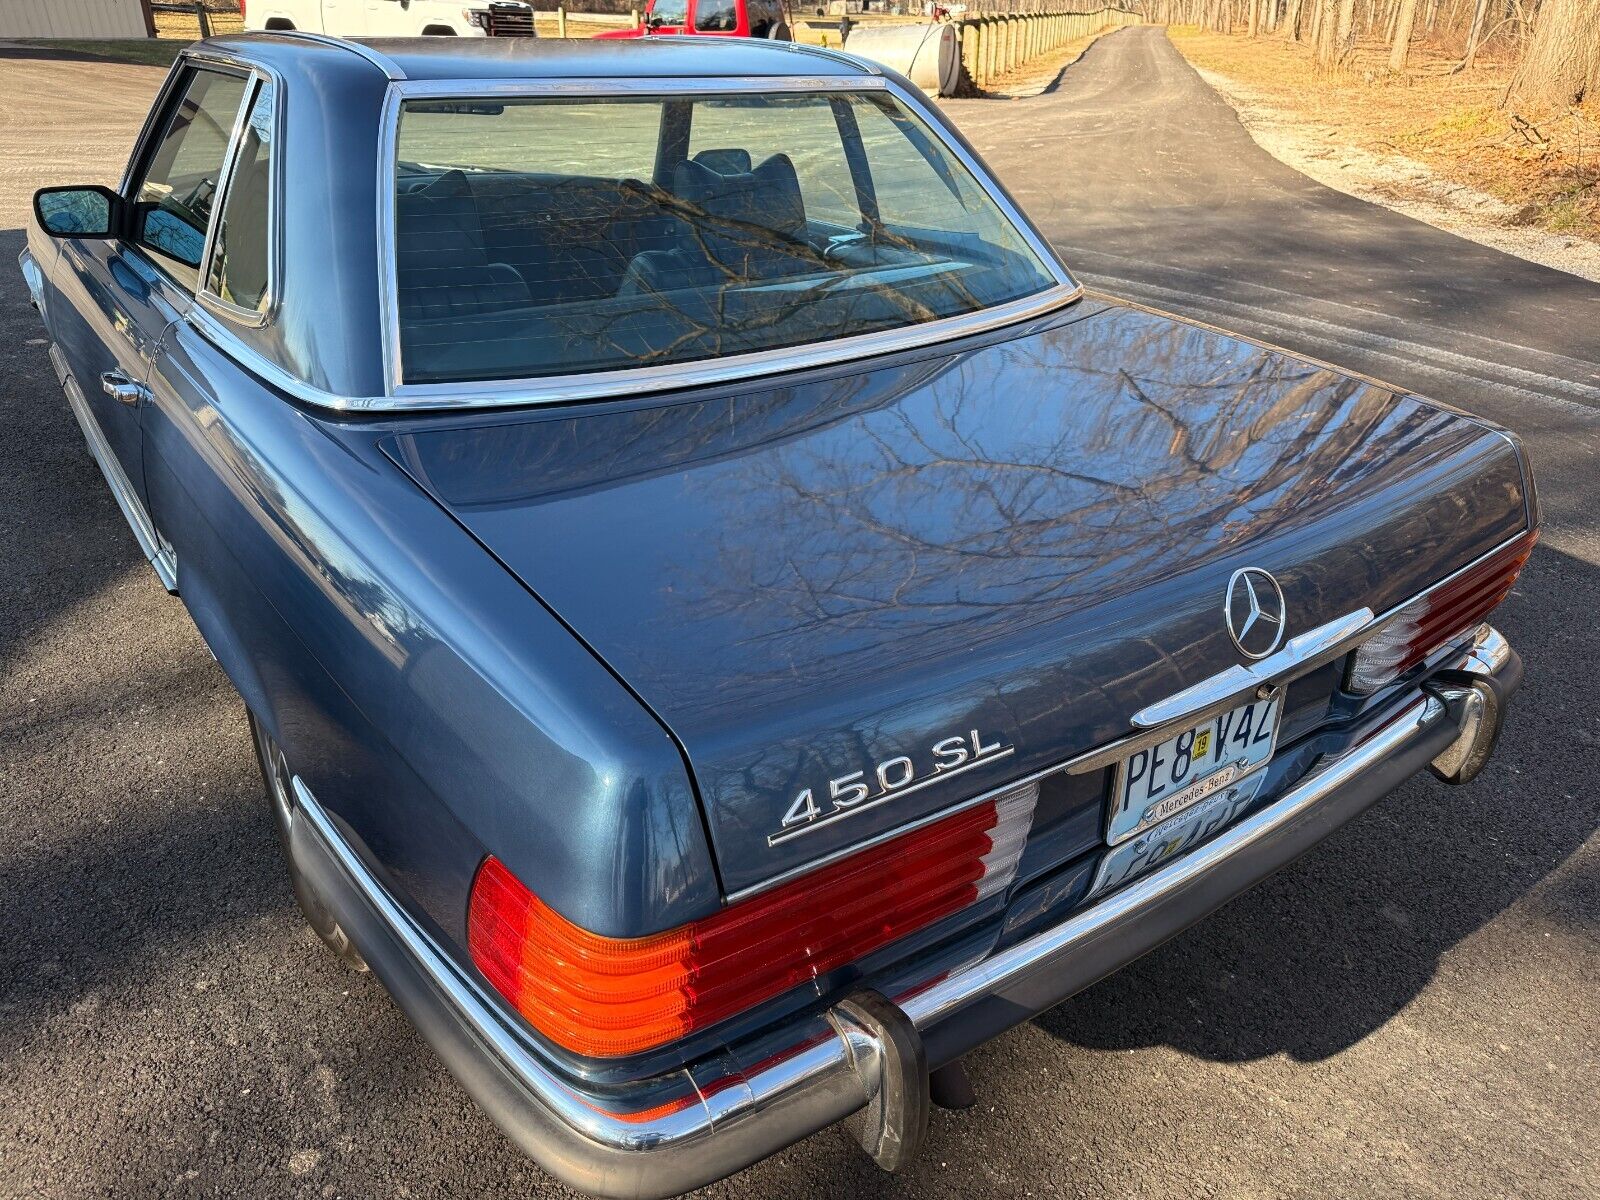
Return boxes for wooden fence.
[954,6,1140,89]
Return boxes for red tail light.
[467,783,1037,1058]
[239,0,246,20]
[1347,528,1536,693]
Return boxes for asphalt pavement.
[2,30,1597,1200]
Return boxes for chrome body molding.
[48,344,178,593]
[289,774,888,1193]
[284,632,1515,1200]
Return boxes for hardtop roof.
[202,32,878,85]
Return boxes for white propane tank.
[841,24,961,98]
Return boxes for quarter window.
[130,67,249,291]
[206,80,275,313]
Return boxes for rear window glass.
[391,90,1060,388]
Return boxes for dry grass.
[153,7,245,40]
[1169,27,1599,243]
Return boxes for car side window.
[206,80,275,313]
[693,0,738,31]
[130,67,249,291]
[747,0,783,35]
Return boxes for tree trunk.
[1248,0,1260,33]
[1460,0,1489,69]
[1314,0,1337,65]
[1282,0,1304,37]
[1509,0,1600,107]
[1334,0,1357,52]
[1388,0,1418,70]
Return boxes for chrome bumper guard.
[288,627,1518,1200]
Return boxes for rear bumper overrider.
[288,626,1520,1200]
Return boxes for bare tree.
[1458,0,1490,70]
[1281,0,1305,40]
[1388,0,1420,70]
[1509,0,1600,107]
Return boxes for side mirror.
[34,185,122,238]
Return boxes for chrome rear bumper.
[288,627,1518,1200]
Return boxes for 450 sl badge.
[768,730,1015,847]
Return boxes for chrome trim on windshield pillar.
[362,72,1082,414]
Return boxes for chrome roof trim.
[270,30,408,80]
[386,73,881,97]
[358,72,1080,413]
[773,39,885,74]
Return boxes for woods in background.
[1142,0,1599,108]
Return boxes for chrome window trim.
[116,56,190,197]
[192,62,286,328]
[116,55,260,305]
[365,73,1081,413]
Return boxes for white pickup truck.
[242,0,537,37]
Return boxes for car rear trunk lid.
[381,303,1530,897]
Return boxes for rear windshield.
[391,90,1061,387]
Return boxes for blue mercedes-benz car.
[21,33,1535,1197]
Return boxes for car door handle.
[100,371,149,406]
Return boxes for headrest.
[672,153,807,244]
[691,147,754,176]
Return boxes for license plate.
[1088,769,1270,900]
[1107,695,1281,846]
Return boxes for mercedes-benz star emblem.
[1225,568,1287,659]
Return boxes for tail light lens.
[1347,529,1536,693]
[468,782,1037,1058]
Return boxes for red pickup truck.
[593,0,794,39]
